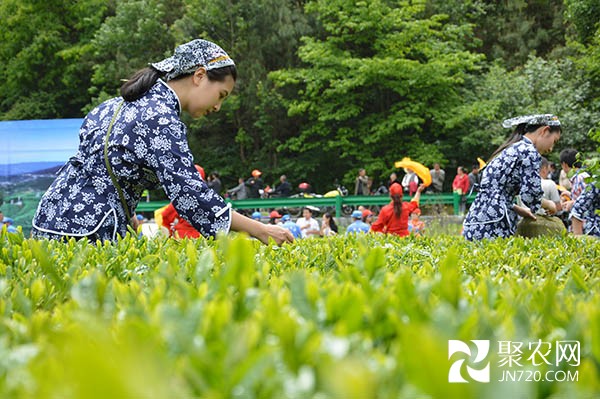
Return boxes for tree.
[446,56,597,165]
[270,0,483,187]
[565,0,600,45]
[0,0,109,120]
[172,0,313,189]
[86,0,184,110]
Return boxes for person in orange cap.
[362,209,374,226]
[269,210,282,225]
[370,182,425,237]
[246,169,264,198]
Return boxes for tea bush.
[0,230,598,398]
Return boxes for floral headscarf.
[502,114,561,129]
[151,39,235,81]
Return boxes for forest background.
[1,0,599,195]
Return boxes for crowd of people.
[20,36,597,244]
[219,181,428,239]
[200,114,599,241]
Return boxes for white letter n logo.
[448,340,490,383]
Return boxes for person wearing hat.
[408,208,425,236]
[281,214,302,239]
[245,169,265,199]
[251,211,263,221]
[269,210,282,225]
[346,210,370,234]
[463,114,561,241]
[1,217,18,233]
[31,39,293,245]
[371,182,425,237]
[362,209,374,226]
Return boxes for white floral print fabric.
[463,137,543,240]
[32,80,231,241]
[570,183,600,237]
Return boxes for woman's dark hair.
[488,123,561,161]
[120,65,237,102]
[324,213,338,233]
[391,194,403,217]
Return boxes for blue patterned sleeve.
[571,184,600,221]
[518,146,543,213]
[141,116,231,238]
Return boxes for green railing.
[136,193,477,218]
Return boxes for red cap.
[411,208,421,215]
[362,209,373,218]
[390,182,403,196]
[269,210,282,218]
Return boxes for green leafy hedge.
[0,230,598,398]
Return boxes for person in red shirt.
[159,165,206,238]
[370,182,425,237]
[452,166,470,215]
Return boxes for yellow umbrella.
[394,157,432,187]
[477,157,486,169]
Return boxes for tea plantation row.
[0,230,598,398]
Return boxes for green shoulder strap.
[103,101,132,223]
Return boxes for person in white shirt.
[401,168,419,195]
[539,157,562,216]
[295,207,320,238]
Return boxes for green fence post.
[453,192,460,215]
[336,196,342,218]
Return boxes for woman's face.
[536,128,561,155]
[188,69,235,118]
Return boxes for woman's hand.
[541,199,557,215]
[230,211,294,245]
[256,224,295,245]
[513,204,537,220]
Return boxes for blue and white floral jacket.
[33,80,231,241]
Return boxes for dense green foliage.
[0,231,598,397]
[1,0,599,190]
